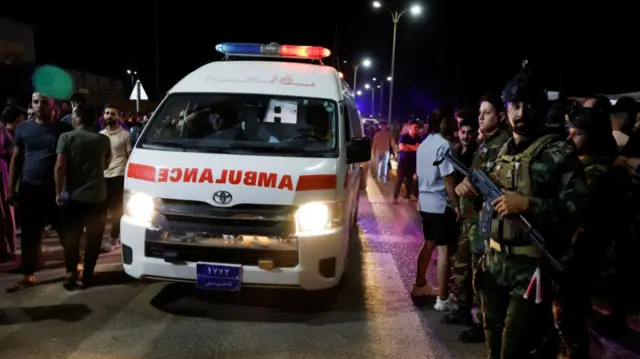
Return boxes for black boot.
[441,307,474,326]
[458,325,485,343]
[63,272,79,291]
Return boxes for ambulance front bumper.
[119,216,347,291]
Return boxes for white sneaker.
[434,295,457,312]
[101,239,121,252]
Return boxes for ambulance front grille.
[156,199,296,237]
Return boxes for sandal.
[6,276,35,293]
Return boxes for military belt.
[489,239,540,257]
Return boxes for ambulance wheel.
[351,202,359,231]
[333,268,348,292]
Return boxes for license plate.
[196,263,242,291]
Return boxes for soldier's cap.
[569,107,608,132]
[611,96,638,116]
[502,60,547,107]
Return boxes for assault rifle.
[434,149,564,272]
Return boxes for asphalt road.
[0,176,637,359]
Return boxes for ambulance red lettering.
[184,168,198,182]
[169,168,182,182]
[257,172,276,187]
[228,170,242,185]
[244,171,257,186]
[156,167,294,191]
[278,175,293,191]
[216,170,227,184]
[158,168,169,182]
[199,169,213,183]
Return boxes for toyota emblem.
[212,190,233,205]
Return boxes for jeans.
[19,183,60,276]
[376,151,390,181]
[105,176,124,240]
[60,200,107,276]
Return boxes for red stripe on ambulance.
[127,166,337,192]
[127,163,156,182]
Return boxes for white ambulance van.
[121,42,371,291]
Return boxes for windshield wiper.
[229,144,301,153]
[143,141,231,153]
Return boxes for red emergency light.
[216,43,331,60]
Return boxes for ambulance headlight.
[124,190,155,223]
[294,202,342,234]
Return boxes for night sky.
[4,0,640,118]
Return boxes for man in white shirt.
[411,108,460,313]
[610,97,637,151]
[100,104,131,251]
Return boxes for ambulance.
[120,42,371,292]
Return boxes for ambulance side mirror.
[347,137,371,164]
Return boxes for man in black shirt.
[7,92,72,292]
[455,118,478,184]
[393,120,421,203]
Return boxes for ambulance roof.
[168,61,345,101]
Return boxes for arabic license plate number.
[196,263,242,291]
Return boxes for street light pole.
[351,58,371,94]
[373,2,422,123]
[353,64,359,94]
[371,87,376,117]
[379,84,384,116]
[127,69,139,112]
[388,16,398,123]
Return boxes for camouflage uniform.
[548,155,611,359]
[450,128,511,330]
[549,107,620,359]
[478,135,589,358]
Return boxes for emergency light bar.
[215,42,331,59]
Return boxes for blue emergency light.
[215,42,331,59]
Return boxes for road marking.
[362,252,453,358]
[0,283,79,342]
[64,283,172,359]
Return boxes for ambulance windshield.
[140,93,339,156]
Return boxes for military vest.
[471,128,512,173]
[460,128,511,216]
[485,134,560,244]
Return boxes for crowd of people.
[369,65,639,358]
[0,92,148,291]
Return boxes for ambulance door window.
[342,103,352,141]
[347,104,363,138]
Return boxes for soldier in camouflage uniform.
[445,93,511,344]
[455,63,590,358]
[549,107,619,359]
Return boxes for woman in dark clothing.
[0,107,21,263]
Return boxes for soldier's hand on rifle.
[492,191,530,216]
[455,177,478,197]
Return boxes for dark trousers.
[105,176,124,240]
[60,200,107,276]
[19,183,60,276]
[393,162,416,200]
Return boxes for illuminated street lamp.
[356,90,363,96]
[365,83,377,117]
[373,2,423,122]
[351,58,372,93]
[126,69,137,87]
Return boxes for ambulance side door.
[344,102,362,219]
